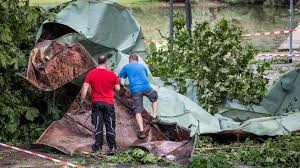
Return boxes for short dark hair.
[98,55,108,64]
[129,53,139,61]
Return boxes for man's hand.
[80,82,90,110]
[80,97,88,110]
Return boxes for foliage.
[252,56,288,66]
[263,0,300,7]
[0,0,68,144]
[147,15,269,112]
[189,152,235,168]
[190,135,300,167]
[296,63,300,68]
[103,148,171,166]
[63,148,175,167]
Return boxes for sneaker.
[151,116,159,123]
[136,131,146,139]
[92,144,102,153]
[108,147,118,154]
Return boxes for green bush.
[147,15,269,112]
[0,0,67,144]
[104,148,170,165]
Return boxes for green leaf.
[141,153,157,164]
[25,107,39,121]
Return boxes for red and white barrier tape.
[257,53,300,57]
[242,29,295,37]
[0,142,83,168]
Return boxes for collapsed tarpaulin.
[24,0,220,137]
[154,68,300,136]
[21,0,209,164]
[215,69,300,136]
[21,0,300,164]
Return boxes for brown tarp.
[22,40,96,91]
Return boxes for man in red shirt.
[80,55,120,153]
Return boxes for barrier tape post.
[0,142,83,168]
[289,0,294,63]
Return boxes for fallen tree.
[147,15,269,112]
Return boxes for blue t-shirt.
[119,62,152,93]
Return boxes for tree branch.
[155,28,168,40]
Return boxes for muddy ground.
[0,145,165,168]
[0,145,88,168]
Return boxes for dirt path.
[0,146,101,168]
[0,146,165,168]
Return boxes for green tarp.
[154,69,300,136]
[216,69,300,136]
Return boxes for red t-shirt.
[84,68,119,104]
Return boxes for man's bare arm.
[114,84,120,92]
[81,83,90,99]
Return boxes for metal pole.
[289,0,293,63]
[169,0,174,50]
[185,0,192,38]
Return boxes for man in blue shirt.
[119,53,159,139]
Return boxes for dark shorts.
[132,90,158,113]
